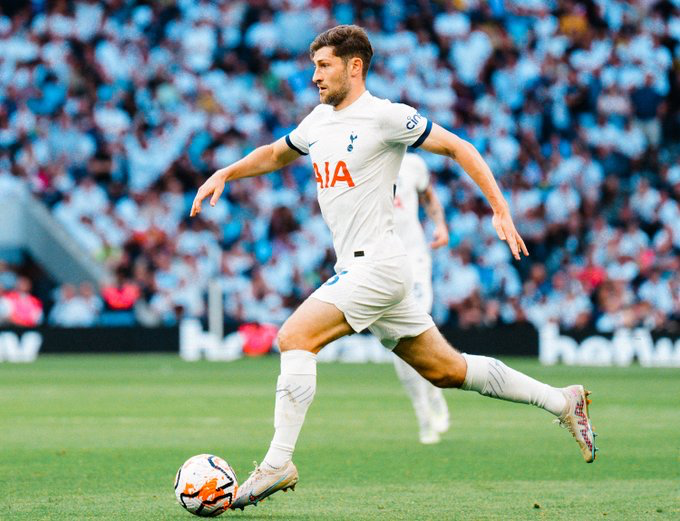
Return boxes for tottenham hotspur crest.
[347,132,358,152]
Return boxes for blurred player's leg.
[233,297,353,509]
[395,327,566,412]
[393,272,450,443]
[426,384,450,434]
[394,327,596,462]
[393,355,440,443]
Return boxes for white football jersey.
[394,153,430,256]
[287,91,432,270]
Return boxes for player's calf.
[393,328,467,388]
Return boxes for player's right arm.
[379,101,527,260]
[419,124,528,260]
[190,137,300,217]
[419,185,448,249]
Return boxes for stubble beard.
[321,76,350,107]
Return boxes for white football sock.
[393,355,434,432]
[263,350,317,469]
[427,384,449,423]
[461,354,566,416]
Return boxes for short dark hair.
[309,25,373,79]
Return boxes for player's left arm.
[418,186,448,249]
[419,123,529,260]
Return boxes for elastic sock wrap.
[281,349,317,376]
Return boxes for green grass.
[0,355,678,520]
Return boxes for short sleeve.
[411,154,430,192]
[379,101,432,148]
[401,153,430,192]
[285,110,316,156]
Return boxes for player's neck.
[333,86,367,111]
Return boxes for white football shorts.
[407,251,433,314]
[311,255,435,349]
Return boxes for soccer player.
[191,25,597,510]
[393,153,451,444]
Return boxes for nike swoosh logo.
[308,140,319,147]
[247,476,287,503]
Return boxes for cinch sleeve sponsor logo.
[406,112,423,130]
[313,161,355,189]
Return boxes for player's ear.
[349,57,363,78]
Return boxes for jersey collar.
[331,90,372,116]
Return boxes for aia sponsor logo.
[313,161,355,189]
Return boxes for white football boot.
[556,385,598,463]
[419,424,441,445]
[420,408,449,444]
[231,461,298,510]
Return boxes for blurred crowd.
[1,0,680,333]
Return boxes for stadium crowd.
[1,0,680,333]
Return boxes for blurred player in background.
[191,25,597,511]
[393,153,450,444]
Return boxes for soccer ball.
[174,454,238,517]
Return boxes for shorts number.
[325,270,348,286]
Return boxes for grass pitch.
[1,355,678,520]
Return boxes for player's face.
[312,46,351,107]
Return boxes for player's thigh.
[277,296,354,353]
[393,327,467,388]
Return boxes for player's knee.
[276,325,296,352]
[277,323,314,352]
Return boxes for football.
[174,454,238,517]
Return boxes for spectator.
[78,281,103,319]
[0,287,11,325]
[4,277,43,327]
[630,73,664,147]
[100,269,140,326]
[0,261,19,290]
[49,283,99,327]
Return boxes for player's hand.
[190,170,227,217]
[430,223,449,249]
[492,208,529,260]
